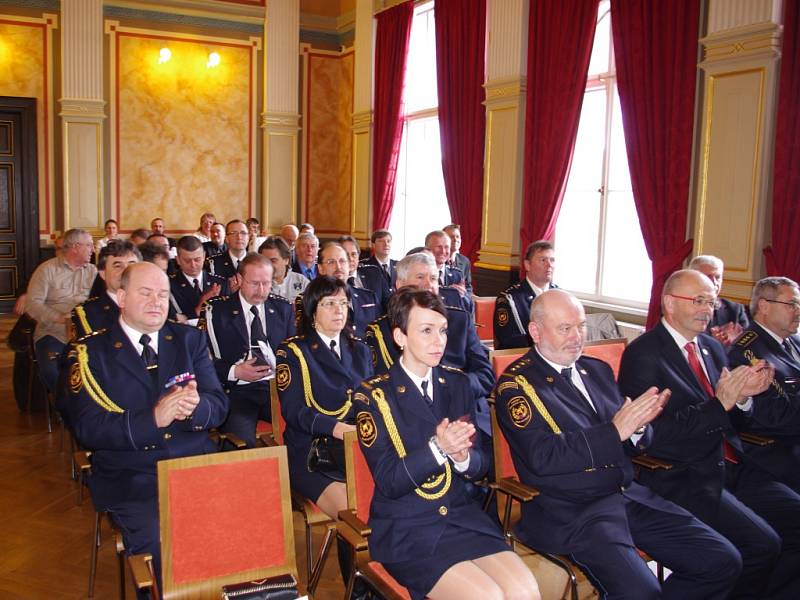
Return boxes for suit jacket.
[202,241,227,258]
[206,252,246,280]
[360,255,396,287]
[493,280,558,350]
[291,260,318,281]
[709,297,749,331]
[495,351,686,554]
[275,331,372,458]
[618,323,742,525]
[204,291,295,388]
[450,253,473,294]
[72,292,120,337]
[355,364,502,563]
[354,264,392,311]
[169,270,229,320]
[294,284,381,339]
[63,321,228,510]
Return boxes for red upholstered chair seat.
[473,296,496,344]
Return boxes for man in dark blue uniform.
[619,269,800,599]
[340,235,392,310]
[72,240,141,337]
[63,262,228,590]
[204,253,294,446]
[360,228,396,286]
[207,219,249,290]
[425,229,472,314]
[690,255,749,346]
[728,276,800,493]
[493,240,557,350]
[496,289,741,599]
[443,224,473,296]
[169,235,228,325]
[202,221,227,258]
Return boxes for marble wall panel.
[0,20,47,232]
[305,51,353,234]
[116,34,251,232]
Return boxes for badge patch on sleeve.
[508,396,532,428]
[497,308,510,327]
[276,363,291,391]
[69,362,82,393]
[356,411,377,447]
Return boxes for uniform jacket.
[294,284,381,339]
[275,331,373,458]
[618,323,743,525]
[710,297,750,331]
[206,252,246,280]
[493,280,558,350]
[169,270,229,319]
[495,351,686,554]
[360,255,397,286]
[450,253,473,295]
[62,320,228,510]
[202,241,227,258]
[354,264,392,311]
[72,291,120,338]
[355,363,502,563]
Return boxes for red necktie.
[685,342,738,464]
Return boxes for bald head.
[529,289,586,366]
[661,269,716,340]
[118,262,171,334]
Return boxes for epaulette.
[440,364,464,374]
[206,294,228,305]
[353,390,370,405]
[502,282,521,294]
[75,328,107,343]
[442,303,465,312]
[168,272,178,279]
[505,357,531,374]
[374,313,389,323]
[358,263,380,271]
[83,296,100,303]
[282,334,304,344]
[364,373,390,387]
[735,330,758,347]
[168,320,196,330]
[268,292,291,304]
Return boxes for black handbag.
[7,313,36,353]
[306,435,346,482]
[221,573,299,600]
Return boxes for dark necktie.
[192,278,201,294]
[560,367,593,410]
[382,263,389,276]
[685,342,738,463]
[421,380,432,405]
[250,306,268,364]
[330,339,340,361]
[347,276,356,287]
[783,339,800,364]
[439,269,445,286]
[140,334,158,387]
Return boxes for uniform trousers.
[221,382,271,448]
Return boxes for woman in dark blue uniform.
[275,275,373,518]
[354,289,540,600]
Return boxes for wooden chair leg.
[114,529,127,600]
[88,511,101,597]
[45,391,53,433]
[308,523,335,595]
[305,520,314,583]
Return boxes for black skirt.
[287,443,343,503]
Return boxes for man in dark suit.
[204,253,294,447]
[291,232,319,280]
[339,235,392,310]
[360,228,397,286]
[496,289,741,599]
[207,220,250,291]
[425,229,473,316]
[728,276,800,492]
[443,224,472,295]
[169,235,228,325]
[493,240,557,350]
[202,222,227,258]
[72,240,141,337]
[63,262,228,589]
[619,269,800,598]
[150,217,176,251]
[690,255,749,345]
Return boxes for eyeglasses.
[318,299,349,310]
[668,294,718,308]
[322,258,349,267]
[241,278,270,289]
[764,298,800,311]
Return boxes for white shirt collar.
[755,319,786,345]
[661,317,695,349]
[527,277,550,296]
[316,330,342,357]
[535,347,574,372]
[182,271,203,287]
[228,249,247,262]
[399,356,434,401]
[119,317,159,354]
[107,290,120,306]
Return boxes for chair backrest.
[157,446,297,599]
[582,338,627,380]
[343,430,375,523]
[473,296,496,343]
[270,378,285,445]
[489,400,520,481]
[490,347,528,378]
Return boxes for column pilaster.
[350,0,374,244]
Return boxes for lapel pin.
[165,335,173,341]
[268,308,275,313]
[579,369,588,375]
[546,376,554,383]
[701,348,709,356]
[397,385,406,393]
[311,343,319,350]
[438,377,445,384]
[232,310,239,315]
[114,341,123,349]
[181,283,186,287]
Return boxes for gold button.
[164,433,172,440]
[438,506,448,516]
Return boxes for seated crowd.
[17,211,800,600]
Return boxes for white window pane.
[404,5,438,113]
[608,86,632,192]
[587,2,611,77]
[555,190,601,295]
[600,190,652,302]
[567,88,607,192]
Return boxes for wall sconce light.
[158,47,172,64]
[207,51,221,68]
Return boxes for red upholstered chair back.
[270,378,285,446]
[582,338,627,380]
[344,431,375,523]
[490,401,519,481]
[490,348,527,378]
[473,296,496,343]
[157,446,297,600]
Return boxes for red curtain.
[520,0,599,253]
[434,0,486,262]
[764,0,800,281]
[371,1,414,232]
[611,0,699,329]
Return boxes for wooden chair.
[257,378,335,594]
[473,296,496,346]
[337,430,413,600]
[581,338,627,379]
[128,446,299,600]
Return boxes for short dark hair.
[238,252,273,276]
[299,275,349,337]
[246,217,260,227]
[226,219,247,233]
[147,233,168,242]
[258,236,291,260]
[139,242,170,264]
[130,228,150,241]
[104,219,118,228]
[98,239,141,270]
[524,240,554,261]
[177,235,203,252]
[389,287,448,335]
[337,235,361,255]
[371,229,392,244]
[299,222,314,232]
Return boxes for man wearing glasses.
[207,219,250,292]
[203,253,295,446]
[619,269,800,599]
[728,276,800,494]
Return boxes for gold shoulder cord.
[371,388,451,500]
[368,322,394,369]
[286,342,351,419]
[76,344,124,413]
[514,375,561,434]
[74,305,91,336]
[743,349,785,396]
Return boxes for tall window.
[554,1,652,308]
[388,2,451,257]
